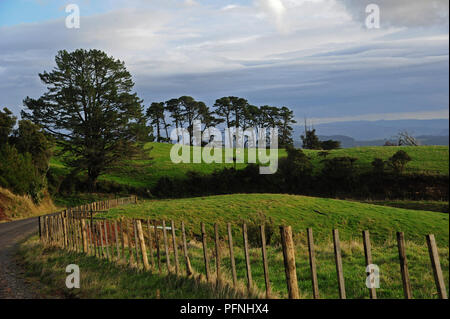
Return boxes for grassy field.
[87,193,449,299]
[22,194,449,299]
[104,194,449,245]
[361,200,449,214]
[49,143,449,188]
[18,237,255,299]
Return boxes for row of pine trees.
[146,96,297,147]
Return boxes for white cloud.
[0,0,448,125]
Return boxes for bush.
[387,150,412,174]
[371,158,385,174]
[245,216,278,247]
[0,144,44,203]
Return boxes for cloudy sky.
[0,0,448,125]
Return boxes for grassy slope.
[361,200,449,214]
[103,194,448,299]
[0,187,56,223]
[49,143,449,188]
[105,194,449,245]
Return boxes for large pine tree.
[22,49,150,191]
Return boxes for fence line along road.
[38,196,447,300]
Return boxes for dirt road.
[0,217,40,299]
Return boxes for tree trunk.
[87,170,100,192]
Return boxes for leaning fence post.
[260,225,271,299]
[214,223,221,285]
[201,222,211,282]
[333,229,346,299]
[227,223,237,287]
[181,221,193,276]
[242,223,253,291]
[362,230,377,299]
[397,232,413,299]
[280,226,299,299]
[133,220,141,269]
[171,220,180,275]
[426,234,447,299]
[162,220,171,273]
[307,228,319,299]
[136,220,150,271]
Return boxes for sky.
[0,0,448,125]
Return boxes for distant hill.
[304,135,450,148]
[293,119,449,141]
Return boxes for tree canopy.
[22,49,150,190]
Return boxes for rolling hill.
[49,143,449,188]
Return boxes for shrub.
[387,150,412,174]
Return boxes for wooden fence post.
[62,216,68,249]
[333,229,346,299]
[201,222,211,282]
[146,219,155,268]
[114,221,120,261]
[125,220,134,265]
[104,220,111,260]
[162,220,171,272]
[242,223,253,291]
[120,219,126,262]
[98,222,105,258]
[362,230,377,299]
[306,228,319,299]
[48,216,52,245]
[38,216,42,241]
[91,212,97,257]
[136,220,150,271]
[181,221,193,276]
[260,225,271,299]
[154,220,161,273]
[43,216,48,244]
[171,220,180,275]
[397,232,413,299]
[81,219,88,253]
[227,223,237,287]
[67,213,71,248]
[77,217,82,252]
[133,220,141,269]
[280,226,299,299]
[426,234,447,299]
[214,224,221,285]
